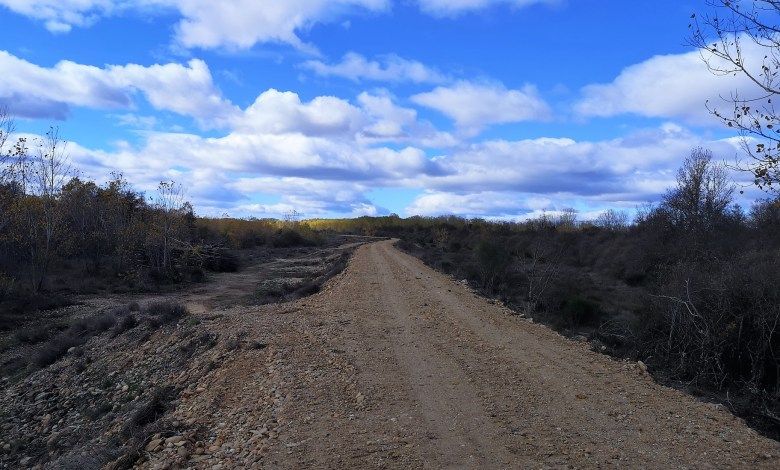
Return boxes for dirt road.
[154,240,779,469]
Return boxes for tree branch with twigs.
[690,0,780,192]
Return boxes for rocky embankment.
[0,241,362,469]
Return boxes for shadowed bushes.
[14,326,53,345]
[475,239,512,292]
[558,297,604,329]
[121,385,176,438]
[28,301,188,369]
[144,301,188,327]
[31,310,118,367]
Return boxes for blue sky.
[0,0,761,219]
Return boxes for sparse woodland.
[0,111,323,324]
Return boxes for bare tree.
[0,109,16,236]
[596,209,629,231]
[0,107,13,157]
[30,127,71,290]
[662,148,735,233]
[690,1,780,192]
[525,238,562,312]
[149,181,188,273]
[34,128,70,198]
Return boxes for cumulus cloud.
[411,81,551,134]
[237,89,364,136]
[357,92,416,137]
[302,52,447,83]
[0,51,237,125]
[61,127,439,217]
[60,114,748,220]
[171,0,389,50]
[356,91,459,147]
[420,124,728,195]
[0,50,131,114]
[0,0,389,50]
[231,88,456,149]
[405,191,639,220]
[0,50,455,147]
[406,191,528,217]
[401,123,748,218]
[574,41,765,125]
[109,59,239,126]
[0,0,119,33]
[46,85,456,217]
[0,50,455,189]
[1,1,559,49]
[228,178,380,217]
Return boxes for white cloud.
[41,110,755,219]
[406,191,527,217]
[1,0,559,49]
[358,92,417,137]
[419,125,709,195]
[63,128,437,217]
[0,51,238,126]
[574,42,765,125]
[0,50,130,113]
[302,52,447,83]
[402,123,749,219]
[0,0,390,50]
[237,89,364,136]
[411,81,551,134]
[234,88,457,148]
[172,0,389,50]
[109,59,238,126]
[356,91,458,147]
[49,86,455,217]
[416,0,557,17]
[228,178,378,217]
[405,191,631,220]
[0,0,119,33]
[114,113,159,129]
[405,124,749,220]
[0,50,453,151]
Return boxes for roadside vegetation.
[315,149,780,438]
[0,110,324,330]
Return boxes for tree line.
[0,127,192,292]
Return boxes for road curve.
[168,240,780,469]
